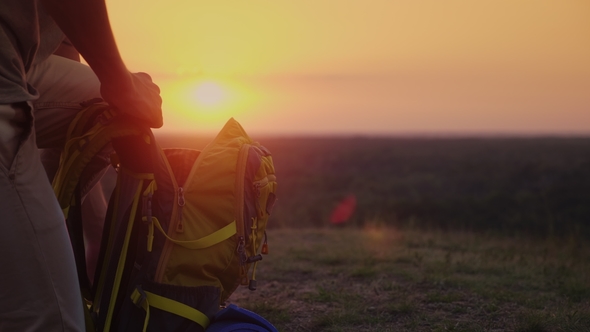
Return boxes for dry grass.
[227,226,590,332]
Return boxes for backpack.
[53,102,278,331]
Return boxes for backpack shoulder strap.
[52,102,146,215]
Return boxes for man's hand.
[100,72,163,128]
[41,0,163,128]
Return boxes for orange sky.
[106,0,590,136]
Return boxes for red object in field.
[330,194,357,225]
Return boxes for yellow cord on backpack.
[142,179,158,252]
[249,219,259,290]
[146,220,155,252]
[146,216,236,250]
[252,261,258,281]
[104,177,146,332]
[130,289,151,332]
[104,170,154,332]
[143,179,157,197]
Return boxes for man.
[0,0,162,330]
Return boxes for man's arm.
[40,0,163,128]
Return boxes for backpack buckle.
[130,286,148,308]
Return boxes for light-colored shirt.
[0,0,64,104]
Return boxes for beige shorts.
[0,55,106,331]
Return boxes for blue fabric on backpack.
[206,304,278,332]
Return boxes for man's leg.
[28,55,113,285]
[0,103,84,331]
[29,55,103,150]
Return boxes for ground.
[227,227,590,332]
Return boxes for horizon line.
[153,130,590,139]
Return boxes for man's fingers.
[132,72,160,94]
[99,71,163,128]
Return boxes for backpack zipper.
[235,144,250,284]
[235,144,250,240]
[176,187,185,233]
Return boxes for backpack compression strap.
[143,216,237,252]
[130,286,210,331]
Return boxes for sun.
[158,77,262,131]
[192,82,226,107]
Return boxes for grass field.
[228,227,590,332]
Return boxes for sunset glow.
[106,0,590,136]
[192,82,225,108]
[158,77,262,129]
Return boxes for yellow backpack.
[53,102,278,332]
